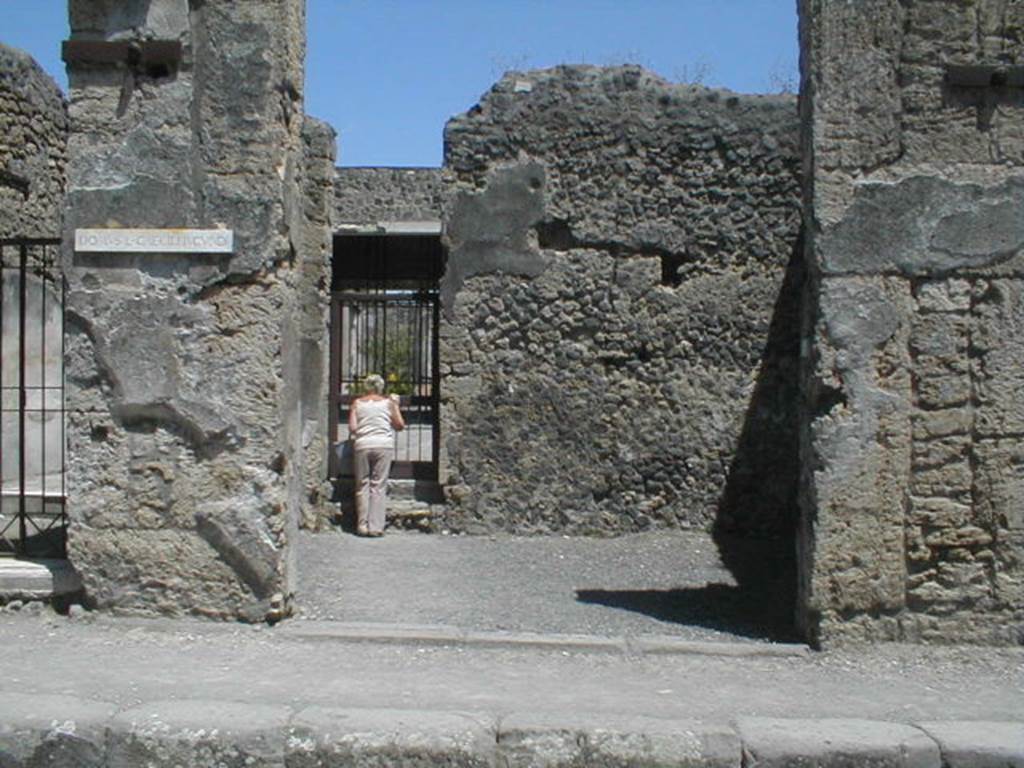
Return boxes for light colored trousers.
[353,447,393,533]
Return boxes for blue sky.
[2,1,798,167]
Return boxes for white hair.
[364,374,385,394]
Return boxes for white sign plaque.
[75,228,234,254]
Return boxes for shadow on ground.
[578,237,805,644]
[575,535,798,642]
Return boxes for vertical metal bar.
[403,300,411,461]
[17,243,27,554]
[415,296,424,461]
[360,297,367,381]
[421,293,428,396]
[59,252,67,557]
[422,295,429,461]
[348,303,355,389]
[364,298,369,380]
[402,299,411,461]
[410,296,418,401]
[0,243,5,506]
[431,293,441,476]
[415,296,423,462]
[41,246,47,528]
[328,294,341,478]
[381,293,387,385]
[353,301,360,384]
[350,301,357,387]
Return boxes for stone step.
[388,479,444,503]
[387,499,441,531]
[331,479,445,531]
[333,478,444,504]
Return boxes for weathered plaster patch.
[820,176,1024,275]
[441,162,548,316]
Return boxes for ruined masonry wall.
[63,0,313,621]
[439,66,802,536]
[333,167,444,225]
[296,116,337,531]
[0,44,67,238]
[799,0,1024,645]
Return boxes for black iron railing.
[329,287,440,480]
[0,238,67,558]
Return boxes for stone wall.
[296,116,337,530]
[333,167,444,226]
[798,0,1024,645]
[438,66,802,536]
[62,0,318,621]
[0,43,67,238]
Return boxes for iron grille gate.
[0,238,67,558]
[329,288,440,480]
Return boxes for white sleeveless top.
[352,398,395,451]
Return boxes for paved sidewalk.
[0,609,1020,766]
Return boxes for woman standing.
[348,374,405,537]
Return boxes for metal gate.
[329,288,440,480]
[0,238,67,558]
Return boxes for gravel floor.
[295,528,797,644]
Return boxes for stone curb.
[735,717,1024,768]
[81,615,810,657]
[0,693,1020,768]
[916,720,1024,768]
[274,620,811,658]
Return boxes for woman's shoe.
[357,526,369,537]
[369,530,384,538]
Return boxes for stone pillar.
[62,0,312,620]
[798,0,1024,645]
[296,116,336,531]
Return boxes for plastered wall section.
[798,0,1024,645]
[438,66,802,536]
[62,0,312,621]
[0,44,67,239]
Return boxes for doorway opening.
[328,232,445,485]
[0,238,67,559]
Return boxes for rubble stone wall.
[334,167,444,225]
[0,44,67,238]
[438,66,802,536]
[798,0,1024,645]
[63,0,315,621]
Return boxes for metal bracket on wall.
[943,65,1024,131]
[61,39,183,77]
[945,65,1024,89]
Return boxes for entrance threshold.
[0,558,82,601]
